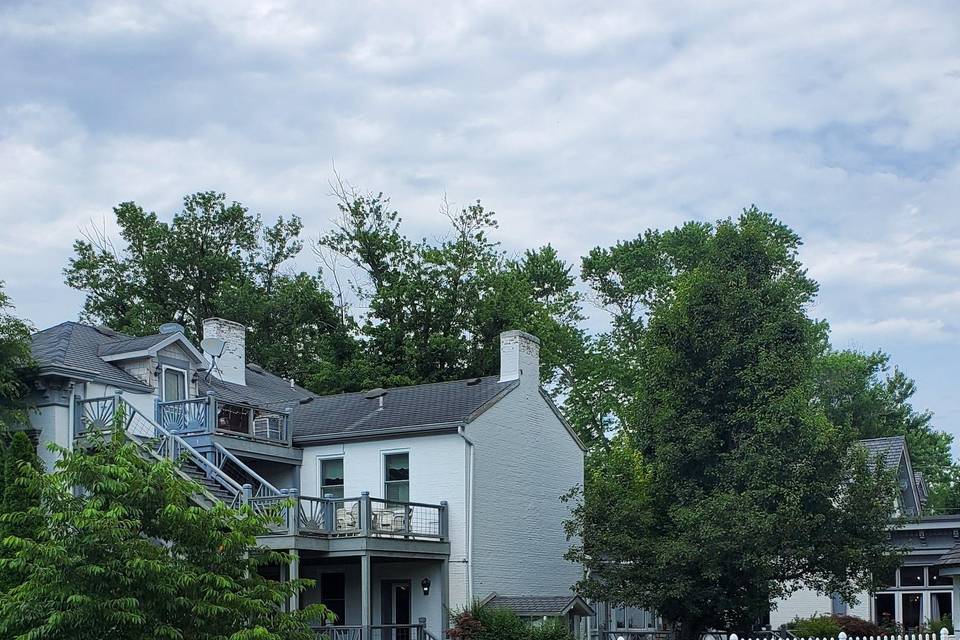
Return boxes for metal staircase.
[74,392,281,507]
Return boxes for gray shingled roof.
[98,333,173,357]
[198,364,517,444]
[859,436,907,471]
[941,541,960,567]
[31,322,155,391]
[484,594,594,617]
[291,376,516,443]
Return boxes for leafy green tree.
[0,426,331,639]
[566,209,899,640]
[64,192,354,391]
[815,349,960,512]
[0,283,33,430]
[0,431,42,591]
[317,188,585,391]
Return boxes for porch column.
[288,549,300,612]
[361,553,371,639]
[441,558,450,632]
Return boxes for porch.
[274,549,449,639]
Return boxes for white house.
[24,319,589,639]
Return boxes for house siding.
[466,379,584,599]
[299,433,469,608]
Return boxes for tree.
[566,209,899,639]
[64,192,355,392]
[0,283,33,430]
[316,187,586,392]
[0,425,331,639]
[816,349,960,512]
[0,431,43,591]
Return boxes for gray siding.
[467,377,584,598]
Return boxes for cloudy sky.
[2,1,959,446]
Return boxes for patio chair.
[336,502,359,531]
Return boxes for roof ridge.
[324,374,502,399]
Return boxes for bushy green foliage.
[0,425,331,639]
[789,615,841,638]
[0,431,43,591]
[0,283,33,429]
[565,210,900,640]
[928,615,953,635]
[447,603,574,640]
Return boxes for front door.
[380,580,412,640]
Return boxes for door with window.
[380,580,412,640]
[162,366,187,402]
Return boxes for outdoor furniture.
[373,507,409,532]
[336,502,360,531]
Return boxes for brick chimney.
[202,318,246,386]
[499,330,540,385]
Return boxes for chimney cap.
[499,329,541,345]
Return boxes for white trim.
[381,448,410,501]
[316,454,345,499]
[100,333,205,364]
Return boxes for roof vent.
[364,388,387,400]
[95,325,118,337]
[247,363,265,374]
[159,322,185,334]
[466,377,482,386]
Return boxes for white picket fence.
[732,630,954,640]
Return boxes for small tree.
[0,425,331,639]
[0,282,33,430]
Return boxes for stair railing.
[75,391,243,505]
[211,441,281,498]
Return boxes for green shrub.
[928,615,953,635]
[789,615,841,638]
[447,603,574,640]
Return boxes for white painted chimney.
[202,318,246,386]
[499,330,540,385]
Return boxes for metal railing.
[155,393,293,446]
[251,491,448,540]
[75,392,243,505]
[211,442,281,498]
[314,625,427,640]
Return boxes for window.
[874,593,895,627]
[902,593,923,630]
[384,452,409,503]
[930,566,952,586]
[162,366,186,401]
[320,573,346,624]
[901,566,925,587]
[321,458,344,499]
[933,592,953,620]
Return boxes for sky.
[1,1,959,448]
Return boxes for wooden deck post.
[288,549,300,612]
[361,553,371,640]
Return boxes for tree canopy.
[565,209,901,639]
[0,425,330,640]
[64,192,354,392]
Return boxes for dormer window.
[161,365,187,402]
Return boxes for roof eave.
[35,365,154,393]
[294,421,464,446]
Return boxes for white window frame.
[381,449,410,503]
[160,365,188,402]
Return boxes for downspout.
[66,381,76,451]
[458,425,475,603]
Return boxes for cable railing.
[250,491,448,540]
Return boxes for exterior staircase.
[75,392,282,508]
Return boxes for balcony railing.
[156,393,292,447]
[313,624,431,640]
[250,491,448,541]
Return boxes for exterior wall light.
[421,578,431,596]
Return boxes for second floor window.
[321,458,344,499]
[162,366,186,402]
[384,452,409,503]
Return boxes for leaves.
[0,428,332,640]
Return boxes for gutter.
[458,425,475,603]
[293,422,463,447]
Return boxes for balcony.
[251,491,448,542]
[156,394,301,462]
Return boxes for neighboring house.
[771,436,960,632]
[24,319,589,639]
